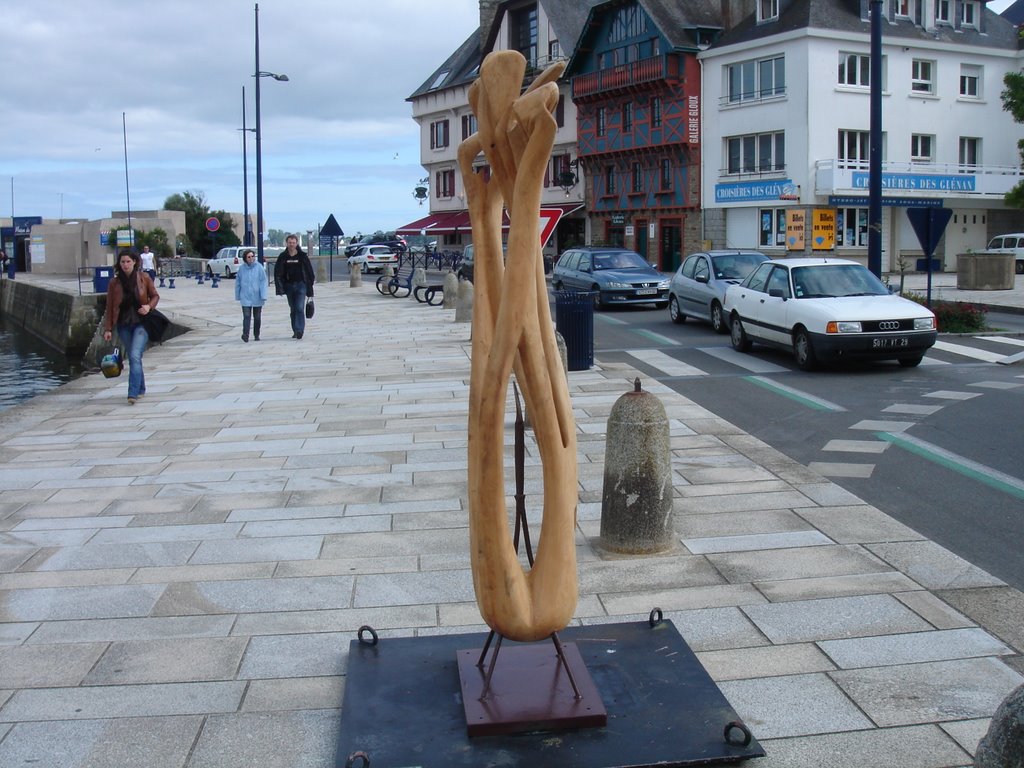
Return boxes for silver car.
[668,250,768,333]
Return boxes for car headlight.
[657,280,670,289]
[825,321,862,334]
[914,317,936,330]
[606,281,630,289]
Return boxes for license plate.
[635,288,657,296]
[872,336,909,348]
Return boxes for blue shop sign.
[13,216,42,235]
[851,172,976,192]
[715,179,793,203]
[829,196,944,208]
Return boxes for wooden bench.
[413,283,445,306]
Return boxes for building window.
[631,162,643,193]
[758,0,779,22]
[911,134,934,163]
[547,154,572,188]
[962,0,978,27]
[430,119,450,150]
[511,5,538,68]
[911,59,934,95]
[759,209,786,247]
[435,169,456,198]
[651,97,662,128]
[597,107,606,137]
[960,65,982,98]
[838,52,871,87]
[660,159,672,190]
[549,39,562,62]
[836,208,868,247]
[728,55,785,103]
[609,3,648,42]
[605,166,617,196]
[959,137,980,167]
[727,131,785,174]
[936,0,951,22]
[895,0,910,17]
[838,130,870,168]
[556,95,565,128]
[461,114,477,141]
[623,102,633,132]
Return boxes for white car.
[723,258,937,370]
[347,244,399,273]
[207,246,283,277]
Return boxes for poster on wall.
[812,209,836,250]
[785,210,806,251]
[29,235,45,264]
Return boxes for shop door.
[660,221,682,272]
[606,225,625,247]
[635,219,648,262]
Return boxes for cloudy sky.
[0,0,480,237]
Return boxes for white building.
[699,0,1024,271]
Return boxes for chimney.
[480,0,500,50]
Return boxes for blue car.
[551,247,669,310]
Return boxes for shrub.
[902,291,987,333]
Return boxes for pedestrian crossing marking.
[746,376,846,411]
[882,403,944,415]
[823,439,890,454]
[633,329,681,346]
[625,349,707,377]
[924,390,982,401]
[698,346,789,373]
[809,461,875,478]
[977,336,1024,348]
[933,340,1006,363]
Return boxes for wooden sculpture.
[462,51,578,644]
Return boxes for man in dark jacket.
[273,234,315,339]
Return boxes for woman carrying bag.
[102,249,160,405]
[273,234,315,339]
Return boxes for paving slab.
[84,636,249,684]
[188,710,340,768]
[755,724,971,768]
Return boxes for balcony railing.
[815,159,1024,199]
[571,55,676,99]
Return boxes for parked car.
[457,244,475,282]
[668,250,768,333]
[551,247,669,309]
[344,233,407,257]
[207,246,283,277]
[723,257,937,370]
[347,244,400,273]
[984,233,1024,275]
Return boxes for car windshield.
[593,252,650,270]
[712,253,767,280]
[791,264,888,298]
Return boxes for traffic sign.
[205,217,221,232]
[906,207,952,259]
[539,208,563,247]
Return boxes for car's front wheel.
[224,266,232,278]
[552,280,563,291]
[710,301,726,333]
[793,328,818,371]
[1016,260,1024,275]
[669,296,686,324]
[730,313,751,352]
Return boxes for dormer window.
[895,0,910,18]
[758,0,779,22]
[961,0,979,28]
[936,0,951,23]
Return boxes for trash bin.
[93,266,113,293]
[554,290,595,371]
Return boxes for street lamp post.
[254,2,288,264]
[240,86,255,247]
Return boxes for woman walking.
[273,234,315,339]
[102,249,160,405]
[235,249,267,342]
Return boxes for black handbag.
[140,308,170,343]
[305,298,315,319]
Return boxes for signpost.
[205,217,220,261]
[906,207,952,307]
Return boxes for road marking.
[918,356,949,366]
[877,431,1024,501]
[823,439,891,454]
[595,314,629,325]
[744,376,846,411]
[809,461,875,478]
[969,380,1023,390]
[933,340,1006,363]
[881,403,944,415]
[626,349,707,377]
[851,419,915,432]
[977,336,1024,348]
[633,328,681,346]
[924,390,982,401]
[699,347,790,373]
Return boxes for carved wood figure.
[461,51,578,643]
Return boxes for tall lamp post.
[240,86,255,247]
[254,2,288,264]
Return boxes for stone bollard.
[211,274,220,287]
[349,264,362,288]
[158,275,165,287]
[442,271,459,309]
[168,278,176,289]
[975,683,1024,768]
[197,272,205,285]
[599,378,674,554]
[455,279,474,323]
[384,264,395,278]
[412,267,427,296]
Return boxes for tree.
[163,190,240,258]
[1001,72,1024,207]
[267,228,287,246]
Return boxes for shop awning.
[397,202,581,237]
[395,212,449,236]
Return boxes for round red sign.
[205,217,221,232]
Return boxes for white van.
[206,246,284,277]
[985,234,1024,275]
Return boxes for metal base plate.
[458,642,608,736]
[336,620,765,767]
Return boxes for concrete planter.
[957,253,1014,290]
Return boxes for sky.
[0,0,480,238]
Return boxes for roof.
[1002,0,1024,26]
[406,29,481,102]
[482,0,604,61]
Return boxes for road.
[585,303,1024,591]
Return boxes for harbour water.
[0,316,81,413]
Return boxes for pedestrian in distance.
[139,245,157,281]
[273,233,315,339]
[235,249,267,342]
[102,249,160,405]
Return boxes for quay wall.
[0,279,104,360]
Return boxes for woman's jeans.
[241,306,262,339]
[283,282,307,335]
[117,323,149,398]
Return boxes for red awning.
[397,203,581,237]
[395,212,449,236]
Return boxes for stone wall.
[0,279,104,359]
